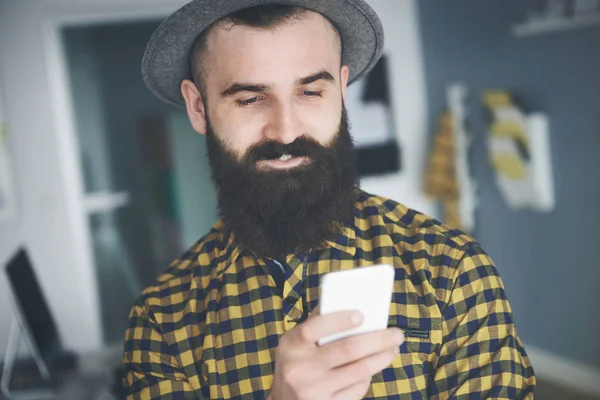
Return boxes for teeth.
[279,154,292,161]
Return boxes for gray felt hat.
[142,0,385,107]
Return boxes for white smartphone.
[318,264,395,346]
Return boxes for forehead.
[203,11,342,86]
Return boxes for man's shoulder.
[134,222,231,309]
[358,191,497,312]
[357,190,484,261]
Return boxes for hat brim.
[142,0,384,107]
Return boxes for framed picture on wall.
[0,87,18,225]
[345,54,401,177]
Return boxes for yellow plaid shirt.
[123,191,535,399]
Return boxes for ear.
[181,79,207,135]
[340,65,350,102]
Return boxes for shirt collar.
[216,218,357,275]
[323,222,357,257]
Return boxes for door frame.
[41,0,188,349]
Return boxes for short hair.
[188,5,342,99]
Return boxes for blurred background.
[0,0,598,398]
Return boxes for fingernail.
[351,311,363,325]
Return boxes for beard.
[205,106,359,261]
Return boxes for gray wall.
[417,1,600,368]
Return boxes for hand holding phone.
[268,303,403,400]
[318,264,395,346]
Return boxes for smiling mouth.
[256,154,310,170]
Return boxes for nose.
[263,100,304,144]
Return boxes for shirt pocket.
[387,306,443,367]
[366,314,440,398]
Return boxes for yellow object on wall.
[483,90,555,212]
[424,113,463,231]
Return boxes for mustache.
[243,135,328,165]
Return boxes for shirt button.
[284,296,297,305]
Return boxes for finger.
[331,379,372,400]
[329,346,399,394]
[319,328,404,369]
[292,310,364,345]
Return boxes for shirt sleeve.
[430,243,536,399]
[122,301,201,400]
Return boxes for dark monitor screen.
[5,248,62,369]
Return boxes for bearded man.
[122,1,536,399]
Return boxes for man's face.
[182,11,350,163]
[181,10,357,259]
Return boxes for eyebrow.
[219,69,336,99]
[220,84,269,98]
[297,70,335,86]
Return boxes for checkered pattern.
[122,190,535,399]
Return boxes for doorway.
[61,20,217,343]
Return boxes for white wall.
[360,1,434,216]
[0,0,99,356]
[0,0,189,357]
[0,0,432,357]
[0,0,93,355]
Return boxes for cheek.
[298,106,341,145]
[225,134,258,162]
[308,123,338,145]
[211,113,264,157]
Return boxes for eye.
[237,96,262,107]
[302,90,323,97]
